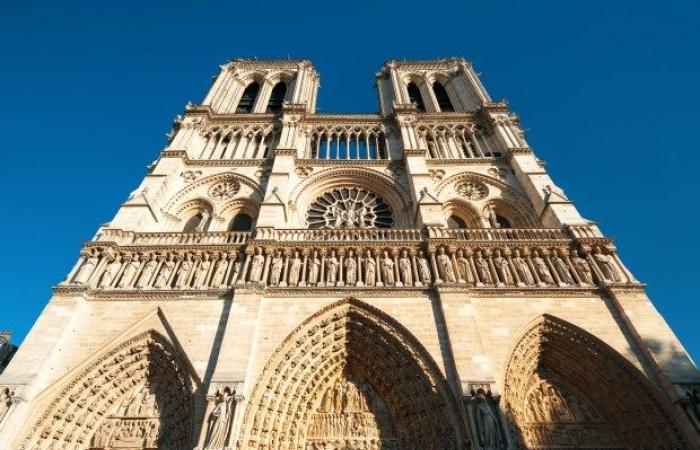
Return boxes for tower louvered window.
[236,81,260,113]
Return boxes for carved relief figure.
[270,250,284,286]
[174,255,193,289]
[210,254,229,288]
[493,249,514,285]
[399,249,412,286]
[381,250,395,286]
[136,255,158,289]
[593,247,621,282]
[307,250,321,286]
[437,247,456,283]
[0,387,13,423]
[73,251,99,284]
[571,250,593,285]
[475,251,493,285]
[153,255,175,288]
[364,250,376,286]
[344,250,357,285]
[193,256,211,289]
[417,251,432,284]
[99,258,122,288]
[288,251,302,286]
[326,250,339,284]
[551,249,574,285]
[249,248,265,283]
[532,250,554,285]
[205,387,234,449]
[513,249,535,285]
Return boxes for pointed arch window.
[406,82,426,111]
[266,81,287,113]
[432,82,454,112]
[236,81,260,114]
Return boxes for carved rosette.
[209,180,240,201]
[455,181,489,200]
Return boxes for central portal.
[306,370,400,450]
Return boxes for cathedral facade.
[1,58,699,450]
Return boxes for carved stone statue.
[136,256,158,289]
[99,258,122,288]
[399,249,412,286]
[204,387,234,449]
[455,249,472,284]
[364,250,376,286]
[74,252,99,285]
[248,248,265,283]
[475,251,494,285]
[174,256,193,289]
[513,249,535,286]
[0,387,13,423]
[493,250,514,285]
[417,251,432,284]
[486,204,501,228]
[593,247,621,282]
[307,250,321,286]
[194,210,210,232]
[210,254,228,288]
[473,390,501,450]
[344,250,357,285]
[381,251,395,286]
[326,250,339,285]
[437,247,456,283]
[532,250,554,286]
[270,250,284,286]
[193,256,211,289]
[571,250,593,285]
[288,251,302,286]
[117,256,140,288]
[551,249,574,285]
[153,256,175,288]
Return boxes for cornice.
[159,149,272,168]
[425,157,504,166]
[296,158,391,167]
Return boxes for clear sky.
[1,1,698,361]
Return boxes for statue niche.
[518,375,623,449]
[306,370,402,450]
[306,187,394,229]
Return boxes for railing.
[254,228,423,242]
[95,229,250,246]
[427,227,569,241]
[566,224,603,239]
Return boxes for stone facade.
[1,58,699,450]
[0,332,17,374]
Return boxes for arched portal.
[238,298,465,450]
[503,315,689,450]
[21,330,197,450]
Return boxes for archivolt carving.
[21,330,197,450]
[288,167,411,227]
[436,171,528,204]
[238,298,464,450]
[502,315,689,449]
[163,172,263,215]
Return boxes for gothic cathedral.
[1,59,699,450]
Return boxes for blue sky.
[1,1,698,361]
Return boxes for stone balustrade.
[254,228,423,242]
[62,226,634,292]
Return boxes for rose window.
[455,181,488,200]
[209,180,240,200]
[307,188,393,229]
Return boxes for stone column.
[280,251,290,287]
[392,250,402,287]
[430,250,442,284]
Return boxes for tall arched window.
[266,82,287,113]
[406,82,426,112]
[432,82,454,112]
[236,81,260,114]
[183,210,210,232]
[447,215,467,229]
[229,213,253,231]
